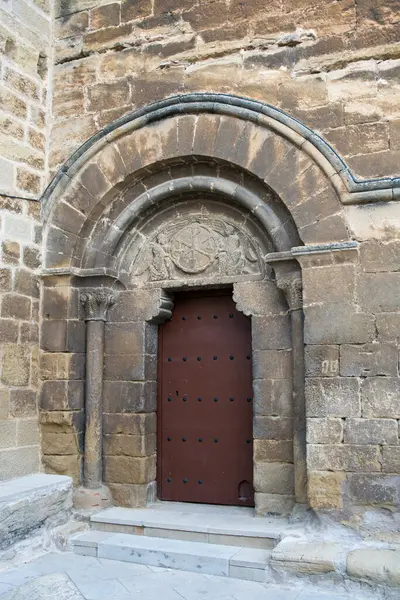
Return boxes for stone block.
[42,431,83,455]
[344,419,398,446]
[308,444,381,472]
[348,473,399,505]
[41,320,67,352]
[1,293,31,320]
[90,3,120,29]
[87,81,131,112]
[360,239,400,273]
[1,344,30,386]
[376,313,400,342]
[347,549,400,587]
[105,322,145,355]
[17,419,40,446]
[254,463,294,495]
[40,353,85,381]
[340,342,398,377]
[306,377,361,417]
[305,345,339,377]
[254,493,295,516]
[0,420,17,449]
[103,413,156,436]
[251,315,291,351]
[357,273,400,313]
[14,269,39,298]
[307,418,343,444]
[22,247,41,271]
[16,168,41,195]
[325,122,388,157]
[233,281,286,317]
[308,471,345,509]
[0,390,10,420]
[107,289,158,322]
[108,482,156,508]
[20,323,39,344]
[55,11,89,38]
[0,319,19,343]
[103,381,156,413]
[361,378,400,418]
[253,379,292,417]
[271,541,342,574]
[40,380,84,411]
[302,264,356,306]
[121,0,152,21]
[104,455,156,484]
[104,353,156,381]
[253,416,293,441]
[39,410,85,433]
[253,350,292,380]
[381,447,400,473]
[10,389,37,417]
[0,446,40,480]
[42,285,72,320]
[304,304,375,344]
[103,434,156,457]
[2,241,20,264]
[254,440,293,463]
[42,454,82,485]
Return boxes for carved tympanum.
[133,212,262,282]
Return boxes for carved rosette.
[276,274,303,311]
[80,290,116,321]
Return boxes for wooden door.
[158,291,254,506]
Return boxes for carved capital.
[275,273,303,311]
[80,290,116,321]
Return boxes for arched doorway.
[40,94,351,514]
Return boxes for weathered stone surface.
[360,239,400,272]
[39,410,84,433]
[302,264,356,305]
[253,379,292,417]
[253,350,292,380]
[40,380,84,411]
[252,315,291,350]
[361,378,400,418]
[306,378,361,417]
[0,474,72,550]
[254,463,294,495]
[42,431,83,455]
[0,573,84,599]
[348,473,399,505]
[42,455,82,485]
[104,434,156,457]
[10,389,37,417]
[308,471,346,509]
[340,342,398,377]
[254,440,293,463]
[254,416,293,441]
[104,455,156,484]
[376,313,400,341]
[103,413,156,436]
[103,381,156,413]
[1,294,31,320]
[347,549,400,586]
[271,541,343,574]
[254,492,295,516]
[305,345,339,377]
[308,444,381,472]
[381,447,400,473]
[357,273,400,312]
[304,304,375,345]
[307,418,343,444]
[1,345,30,386]
[344,418,398,445]
[108,482,156,508]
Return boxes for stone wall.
[0,195,42,480]
[0,0,52,198]
[51,0,400,178]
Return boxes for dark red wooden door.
[158,292,254,506]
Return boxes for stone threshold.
[90,503,290,549]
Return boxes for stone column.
[266,254,307,506]
[76,290,115,508]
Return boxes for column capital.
[265,252,303,311]
[80,290,116,321]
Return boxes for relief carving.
[133,211,262,282]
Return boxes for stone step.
[71,530,270,582]
[90,503,289,549]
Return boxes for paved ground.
[0,552,372,600]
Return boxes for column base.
[73,485,113,511]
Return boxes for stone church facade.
[0,0,399,531]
